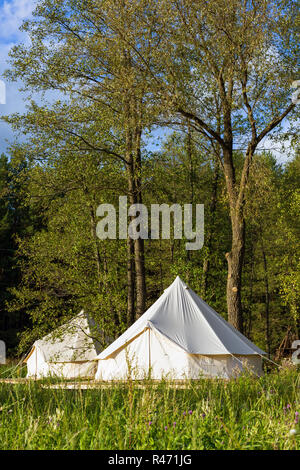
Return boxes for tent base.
[95,327,263,381]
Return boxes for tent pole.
[260,354,282,368]
[226,352,262,378]
[148,327,151,379]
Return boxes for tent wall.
[26,347,97,379]
[148,328,190,379]
[187,354,263,379]
[26,347,48,378]
[47,361,97,379]
[96,329,150,381]
[95,328,263,380]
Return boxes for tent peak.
[174,276,189,289]
[163,276,185,292]
[174,275,186,285]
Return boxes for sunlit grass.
[0,364,299,450]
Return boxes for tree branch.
[257,103,295,144]
[177,108,225,148]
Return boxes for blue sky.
[0,0,294,162]
[0,0,36,155]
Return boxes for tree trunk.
[125,117,146,322]
[134,237,146,316]
[225,215,245,332]
[159,237,164,293]
[133,125,146,317]
[222,131,245,332]
[245,238,255,338]
[89,206,102,291]
[186,120,193,264]
[260,231,271,357]
[202,158,219,297]
[127,236,135,326]
[125,96,137,325]
[126,132,137,325]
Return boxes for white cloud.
[0,0,35,42]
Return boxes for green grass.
[0,361,27,379]
[0,364,299,450]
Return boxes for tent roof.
[25,311,104,363]
[97,277,265,359]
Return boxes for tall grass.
[0,366,299,450]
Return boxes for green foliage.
[0,153,37,353]
[277,155,300,325]
[7,151,128,353]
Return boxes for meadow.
[0,363,299,450]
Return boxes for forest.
[0,0,299,360]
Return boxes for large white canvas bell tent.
[24,311,105,379]
[95,277,265,380]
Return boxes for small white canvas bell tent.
[95,277,265,380]
[24,311,105,379]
